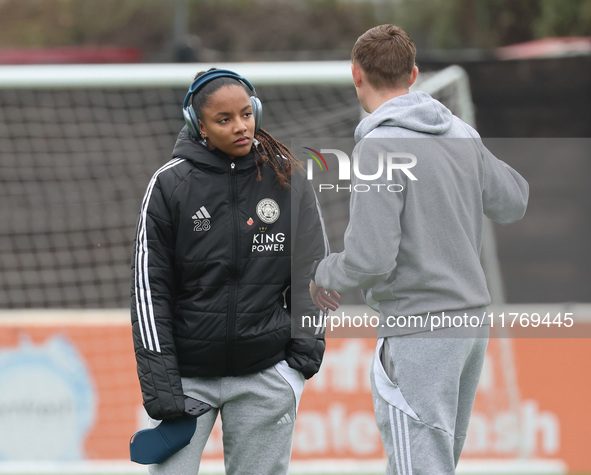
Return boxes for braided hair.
[191,68,301,188]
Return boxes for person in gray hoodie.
[310,25,529,474]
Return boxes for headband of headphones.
[183,69,256,107]
[182,69,262,139]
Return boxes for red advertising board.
[0,308,589,472]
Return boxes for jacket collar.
[172,126,261,173]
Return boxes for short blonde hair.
[351,25,416,90]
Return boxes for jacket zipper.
[227,161,239,374]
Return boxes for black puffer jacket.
[131,127,327,420]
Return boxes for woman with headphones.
[131,68,335,474]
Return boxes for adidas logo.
[192,206,211,220]
[192,206,212,232]
[276,413,293,425]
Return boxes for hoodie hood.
[354,91,454,142]
[172,126,200,161]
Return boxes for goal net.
[0,62,490,310]
[0,62,562,474]
[0,62,360,308]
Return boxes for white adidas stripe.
[402,410,413,473]
[134,158,185,353]
[199,205,211,218]
[389,406,413,475]
[395,409,407,474]
[313,189,330,261]
[312,189,330,336]
[194,206,210,220]
[277,413,293,424]
[389,406,403,474]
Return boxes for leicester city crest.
[256,198,280,224]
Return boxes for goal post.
[0,61,354,88]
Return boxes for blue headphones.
[182,69,263,140]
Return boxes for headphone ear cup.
[183,105,201,139]
[251,96,262,133]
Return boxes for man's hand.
[309,280,340,313]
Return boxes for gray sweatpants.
[148,360,305,475]
[371,327,489,474]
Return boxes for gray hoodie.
[315,91,529,335]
